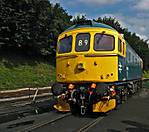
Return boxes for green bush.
[143,71,149,78]
[143,71,149,88]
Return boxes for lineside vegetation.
[0,51,55,90]
[0,0,149,90]
[143,71,149,88]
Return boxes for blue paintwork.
[125,43,142,80]
[118,43,142,81]
[65,21,115,32]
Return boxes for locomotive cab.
[56,21,125,83]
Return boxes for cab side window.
[122,42,125,55]
[118,38,122,53]
[128,52,131,62]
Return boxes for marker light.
[112,85,115,89]
[91,83,96,89]
[68,84,74,90]
[67,61,70,67]
[110,88,116,96]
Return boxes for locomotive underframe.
[52,79,142,115]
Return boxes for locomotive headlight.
[62,74,66,79]
[67,61,70,67]
[58,73,66,79]
[77,62,85,70]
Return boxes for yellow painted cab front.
[56,28,122,83]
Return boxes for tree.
[124,30,149,69]
[95,16,149,69]
[0,0,50,54]
[48,3,72,55]
[72,14,87,25]
[95,16,125,33]
[0,0,72,55]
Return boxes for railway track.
[16,111,105,132]
[2,86,148,132]
[77,116,104,132]
[19,113,72,132]
[0,86,54,124]
[0,104,35,124]
[16,85,148,132]
[0,87,149,131]
[17,113,104,132]
[0,79,148,131]
[15,82,149,132]
[0,97,57,124]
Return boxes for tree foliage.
[48,3,72,55]
[95,17,125,33]
[0,1,149,69]
[72,14,87,25]
[95,16,149,69]
[0,0,72,55]
[124,31,149,69]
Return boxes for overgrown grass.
[0,53,55,90]
[143,71,149,88]
[143,71,149,78]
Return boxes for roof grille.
[76,20,92,27]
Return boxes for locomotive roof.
[65,20,116,32]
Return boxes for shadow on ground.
[107,120,149,132]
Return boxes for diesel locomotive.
[51,20,143,115]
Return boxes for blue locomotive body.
[118,43,142,81]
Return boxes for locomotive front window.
[58,36,72,54]
[75,33,90,52]
[94,34,114,51]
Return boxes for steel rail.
[0,87,51,94]
[0,93,53,103]
[77,116,104,132]
[18,113,71,132]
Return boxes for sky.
[49,0,149,42]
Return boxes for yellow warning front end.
[56,27,122,84]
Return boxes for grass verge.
[143,71,149,88]
[0,53,55,90]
